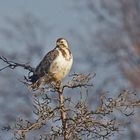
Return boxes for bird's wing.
[35,48,59,77]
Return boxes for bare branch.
[1,57,140,139]
[62,73,95,91]
[92,90,140,120]
[0,56,35,72]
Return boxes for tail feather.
[29,74,39,83]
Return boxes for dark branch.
[62,73,95,91]
[0,56,35,72]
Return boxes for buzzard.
[29,38,73,89]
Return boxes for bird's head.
[56,38,69,49]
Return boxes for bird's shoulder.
[44,47,59,62]
[35,47,59,75]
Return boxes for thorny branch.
[9,89,140,140]
[62,73,95,91]
[6,76,140,140]
[95,91,140,116]
[0,56,35,72]
[0,57,140,139]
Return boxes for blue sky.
[0,2,134,139]
[0,0,129,91]
[0,0,79,37]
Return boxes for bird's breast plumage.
[49,47,73,81]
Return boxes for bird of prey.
[29,38,73,89]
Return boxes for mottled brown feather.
[59,47,72,60]
[35,47,59,77]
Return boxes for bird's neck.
[57,46,72,60]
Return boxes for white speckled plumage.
[49,47,73,81]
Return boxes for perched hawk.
[29,38,73,89]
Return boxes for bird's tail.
[29,74,39,83]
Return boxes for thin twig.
[0,56,35,72]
